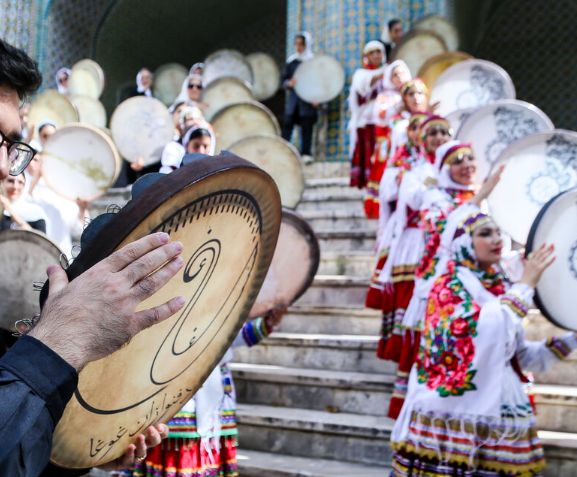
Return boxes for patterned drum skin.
[457,100,554,180]
[431,59,516,117]
[488,130,577,245]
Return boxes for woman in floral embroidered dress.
[390,209,577,476]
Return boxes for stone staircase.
[231,169,577,476]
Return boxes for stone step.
[296,275,369,307]
[305,177,351,188]
[318,251,375,277]
[236,404,394,466]
[302,185,364,201]
[237,449,388,477]
[279,305,380,335]
[301,163,350,180]
[299,209,378,232]
[541,431,577,477]
[316,229,376,252]
[534,384,577,434]
[232,363,393,416]
[233,332,390,374]
[296,196,365,214]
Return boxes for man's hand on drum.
[130,157,145,171]
[97,423,169,470]
[28,232,185,371]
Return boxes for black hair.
[188,128,211,141]
[38,122,56,134]
[295,34,306,45]
[388,18,402,31]
[0,38,42,100]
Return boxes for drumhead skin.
[228,135,304,208]
[42,124,121,201]
[202,76,254,122]
[49,153,281,468]
[457,100,554,180]
[110,96,174,166]
[70,95,107,129]
[413,15,460,51]
[246,52,281,101]
[417,51,472,90]
[446,107,475,136]
[488,129,577,244]
[391,29,447,77]
[526,187,577,330]
[0,230,62,331]
[431,59,516,117]
[293,54,345,104]
[203,49,254,88]
[153,63,188,106]
[70,59,105,99]
[251,209,320,317]
[211,101,280,151]
[28,90,79,140]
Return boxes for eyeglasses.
[188,83,203,90]
[1,131,37,176]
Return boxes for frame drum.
[246,52,280,101]
[48,153,281,468]
[203,49,254,88]
[251,209,320,317]
[526,188,577,330]
[391,30,447,77]
[487,130,577,245]
[153,63,188,106]
[417,51,473,90]
[228,135,304,208]
[42,124,121,201]
[110,96,174,166]
[0,230,62,332]
[202,76,254,122]
[211,101,280,151]
[28,90,79,140]
[457,100,554,180]
[70,95,107,129]
[293,54,345,104]
[431,59,516,117]
[413,15,460,51]
[446,107,475,136]
[69,59,105,99]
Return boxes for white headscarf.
[136,68,153,96]
[287,31,314,63]
[382,60,411,91]
[176,74,203,105]
[55,67,71,95]
[434,140,477,192]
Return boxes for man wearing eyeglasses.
[0,39,186,476]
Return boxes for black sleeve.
[0,336,78,476]
[29,219,46,234]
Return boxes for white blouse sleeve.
[498,283,577,372]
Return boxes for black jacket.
[282,59,317,120]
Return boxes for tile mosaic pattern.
[0,0,41,57]
[286,0,447,162]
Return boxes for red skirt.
[350,125,376,189]
[133,435,238,477]
[378,280,415,362]
[364,126,391,219]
